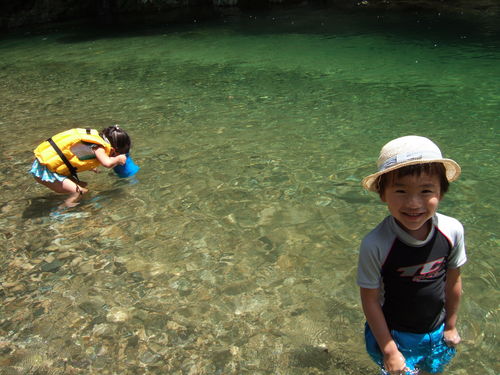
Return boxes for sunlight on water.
[0,6,499,374]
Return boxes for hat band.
[379,150,442,172]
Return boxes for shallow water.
[0,5,499,374]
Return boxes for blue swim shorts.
[365,323,456,374]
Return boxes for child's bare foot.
[61,184,88,208]
[60,199,80,209]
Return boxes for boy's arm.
[360,287,407,373]
[444,267,462,346]
[94,147,126,168]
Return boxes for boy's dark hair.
[102,125,131,155]
[377,162,449,196]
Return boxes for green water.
[0,6,498,374]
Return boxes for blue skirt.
[29,159,68,183]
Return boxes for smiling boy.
[357,136,467,375]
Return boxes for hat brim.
[362,158,461,192]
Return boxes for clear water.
[0,6,498,374]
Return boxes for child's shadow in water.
[23,186,127,219]
[22,195,63,219]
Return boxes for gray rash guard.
[357,213,466,333]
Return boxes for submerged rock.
[40,259,63,273]
[106,307,132,323]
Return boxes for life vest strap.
[47,137,80,182]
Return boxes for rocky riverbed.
[0,159,371,375]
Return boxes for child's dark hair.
[377,162,449,197]
[102,125,131,155]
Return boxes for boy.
[357,136,467,375]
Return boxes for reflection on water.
[1,6,499,374]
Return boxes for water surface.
[0,6,499,374]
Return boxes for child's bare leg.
[34,176,88,207]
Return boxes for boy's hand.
[444,326,461,347]
[383,350,408,374]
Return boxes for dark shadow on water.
[5,3,497,49]
[45,6,223,44]
[290,345,332,371]
[22,195,90,221]
[289,344,374,374]
[22,195,63,219]
[22,186,127,220]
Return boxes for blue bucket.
[114,154,140,178]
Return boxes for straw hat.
[362,135,461,192]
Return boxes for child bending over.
[30,125,130,207]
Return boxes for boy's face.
[381,172,442,240]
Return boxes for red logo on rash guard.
[397,257,445,281]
